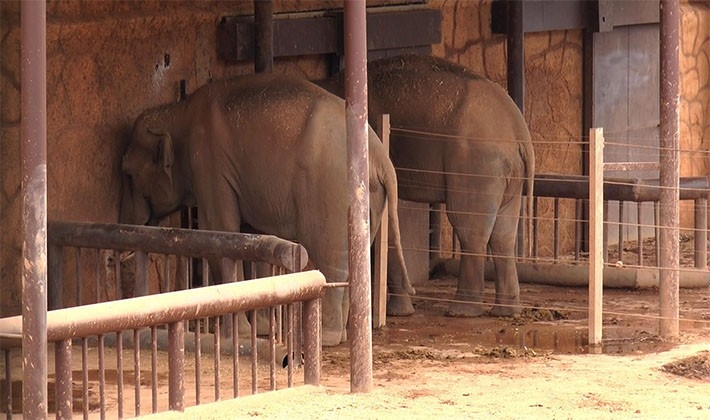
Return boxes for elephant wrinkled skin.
[320,54,534,318]
[120,73,413,346]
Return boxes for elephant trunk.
[119,174,151,225]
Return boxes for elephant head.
[120,109,191,226]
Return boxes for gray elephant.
[320,54,534,318]
[119,73,414,346]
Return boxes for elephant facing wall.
[119,73,414,346]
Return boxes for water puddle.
[477,325,673,355]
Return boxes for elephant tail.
[519,134,535,257]
[381,163,416,296]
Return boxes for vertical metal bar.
[618,202,624,261]
[507,0,526,258]
[303,298,321,386]
[694,198,707,269]
[254,0,273,73]
[269,307,276,391]
[214,318,221,401]
[133,329,141,416]
[162,254,170,293]
[116,331,124,419]
[115,250,122,300]
[96,249,102,302]
[135,251,148,297]
[98,335,106,420]
[168,321,185,412]
[232,312,239,398]
[194,319,201,405]
[344,0,372,394]
[151,327,158,412]
[48,244,62,310]
[575,199,582,261]
[659,0,680,339]
[55,339,73,420]
[506,0,524,111]
[4,349,12,419]
[637,204,644,266]
[553,198,560,260]
[251,310,258,395]
[532,198,538,259]
[294,301,303,370]
[286,304,294,388]
[76,248,82,305]
[603,201,609,263]
[82,338,89,420]
[653,201,661,266]
[20,1,48,415]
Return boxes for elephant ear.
[147,128,174,185]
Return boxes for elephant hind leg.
[444,250,488,317]
[488,193,523,317]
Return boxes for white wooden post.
[372,114,390,328]
[589,127,604,347]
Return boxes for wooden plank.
[372,114,390,328]
[218,8,441,63]
[589,127,604,348]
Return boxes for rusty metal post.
[344,0,372,393]
[21,1,48,418]
[659,0,680,339]
[168,321,185,412]
[303,298,321,386]
[254,0,273,73]
[54,339,72,420]
[507,0,525,257]
[506,0,524,111]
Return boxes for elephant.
[319,54,534,318]
[119,73,414,346]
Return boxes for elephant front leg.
[321,287,347,346]
[445,254,488,317]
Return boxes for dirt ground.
[136,271,710,420]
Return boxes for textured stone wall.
[0,0,341,316]
[680,2,710,207]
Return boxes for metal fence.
[0,221,324,419]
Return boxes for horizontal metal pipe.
[0,270,325,343]
[433,258,710,289]
[530,174,708,201]
[48,221,308,272]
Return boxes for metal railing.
[0,221,323,419]
[530,174,708,268]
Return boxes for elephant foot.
[387,294,414,316]
[322,327,346,347]
[489,300,523,317]
[445,302,487,318]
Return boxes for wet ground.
[327,274,710,361]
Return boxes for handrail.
[0,271,325,343]
[48,221,309,273]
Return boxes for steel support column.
[20,0,48,418]
[254,0,273,73]
[659,0,680,339]
[506,0,524,111]
[344,0,372,393]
